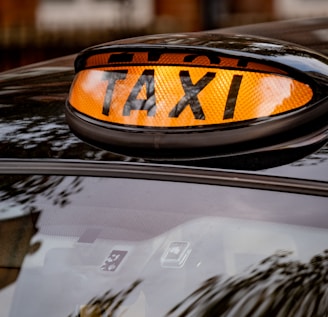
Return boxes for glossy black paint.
[0,65,131,162]
[217,17,328,56]
[0,18,327,178]
[1,160,328,197]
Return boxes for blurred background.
[0,0,327,71]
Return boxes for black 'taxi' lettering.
[123,69,156,116]
[102,70,128,116]
[184,54,221,65]
[169,70,216,120]
[223,75,243,120]
[108,53,134,63]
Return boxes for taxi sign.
[69,53,312,128]
[66,34,328,159]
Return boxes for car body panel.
[217,17,328,56]
[1,18,327,181]
[0,17,328,317]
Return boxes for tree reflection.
[0,175,83,215]
[68,280,142,317]
[167,250,328,317]
[0,67,133,162]
[291,142,328,167]
[69,250,328,316]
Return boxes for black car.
[0,18,327,317]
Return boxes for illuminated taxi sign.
[66,38,328,159]
[68,53,313,128]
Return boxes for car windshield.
[1,174,328,316]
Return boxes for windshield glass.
[1,174,327,316]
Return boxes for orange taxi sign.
[68,52,313,128]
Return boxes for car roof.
[217,17,328,56]
[0,17,327,183]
